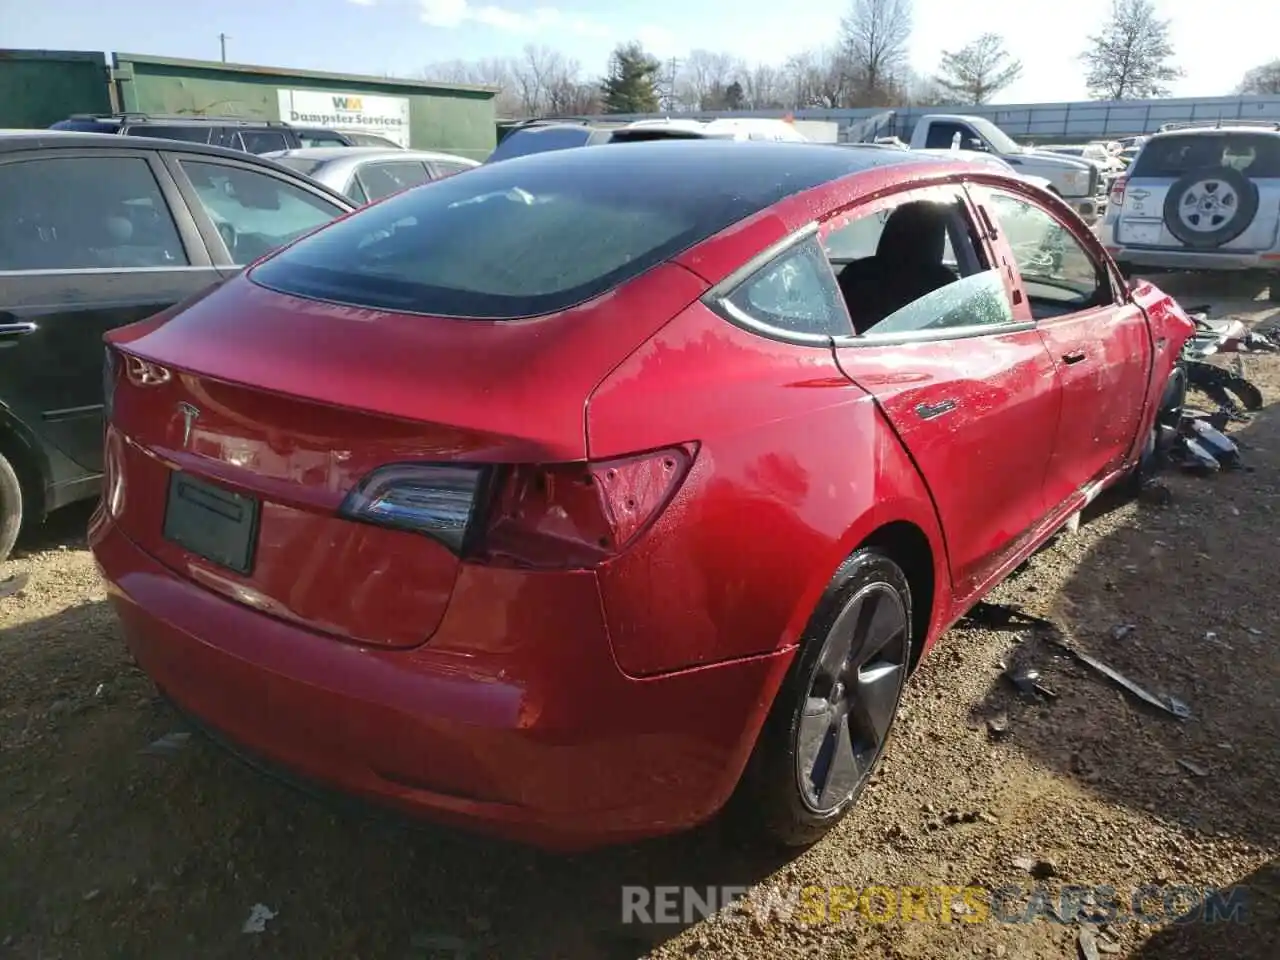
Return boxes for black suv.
[0,131,358,561]
[50,113,404,154]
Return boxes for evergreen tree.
[601,43,662,114]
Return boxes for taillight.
[338,445,696,569]
[340,464,483,552]
[1110,176,1127,206]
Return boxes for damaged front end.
[1159,303,1273,475]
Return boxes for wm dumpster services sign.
[277,89,411,146]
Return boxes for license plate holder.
[163,472,260,575]
[1120,221,1163,245]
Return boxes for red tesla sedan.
[91,140,1194,852]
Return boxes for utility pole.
[663,57,681,113]
[218,33,230,63]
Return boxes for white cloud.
[348,0,377,6]
[415,0,606,35]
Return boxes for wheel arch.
[860,519,937,675]
[0,405,49,526]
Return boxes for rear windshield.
[488,126,595,163]
[1131,133,1280,179]
[250,140,853,319]
[50,119,119,133]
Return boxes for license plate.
[163,472,259,574]
[1120,221,1163,245]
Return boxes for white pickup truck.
[906,114,1108,223]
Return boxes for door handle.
[0,321,37,340]
[1062,350,1087,365]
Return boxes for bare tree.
[904,70,953,107]
[677,50,741,111]
[420,58,521,116]
[784,47,855,109]
[1080,0,1182,100]
[839,0,913,106]
[933,33,1022,105]
[1238,60,1280,96]
[742,63,786,109]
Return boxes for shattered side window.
[863,270,1015,337]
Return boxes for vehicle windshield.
[967,117,1021,154]
[1131,133,1280,178]
[250,140,861,320]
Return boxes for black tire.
[1163,166,1259,249]
[1133,366,1187,488]
[0,451,22,565]
[731,548,913,848]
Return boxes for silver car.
[1101,121,1280,300]
[263,147,479,205]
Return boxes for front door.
[973,184,1153,504]
[825,185,1063,602]
[0,150,222,475]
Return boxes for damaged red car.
[91,140,1195,851]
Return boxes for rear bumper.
[1106,245,1280,272]
[90,512,793,851]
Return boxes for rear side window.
[250,142,855,319]
[239,130,291,154]
[0,157,187,270]
[126,125,212,144]
[178,159,345,265]
[1132,134,1280,179]
[487,127,594,163]
[297,131,349,148]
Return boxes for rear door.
[0,148,220,474]
[162,153,351,273]
[1118,132,1280,251]
[828,184,1063,603]
[972,183,1152,503]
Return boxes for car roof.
[0,129,358,206]
[1149,126,1280,139]
[0,129,273,162]
[267,146,476,164]
[484,138,947,192]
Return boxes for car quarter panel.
[585,300,951,678]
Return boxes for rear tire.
[731,549,913,848]
[0,452,22,565]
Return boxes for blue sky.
[1,0,1274,104]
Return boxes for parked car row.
[50,112,406,152]
[2,124,1198,854]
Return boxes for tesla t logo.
[176,402,200,448]
[126,356,171,386]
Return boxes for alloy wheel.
[794,582,910,815]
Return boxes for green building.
[0,48,498,160]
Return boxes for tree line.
[420,0,1279,117]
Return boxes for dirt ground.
[2,273,1278,960]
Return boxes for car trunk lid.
[104,266,706,648]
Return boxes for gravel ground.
[1,275,1278,960]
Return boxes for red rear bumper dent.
[90,511,793,850]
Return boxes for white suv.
[1101,121,1280,301]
